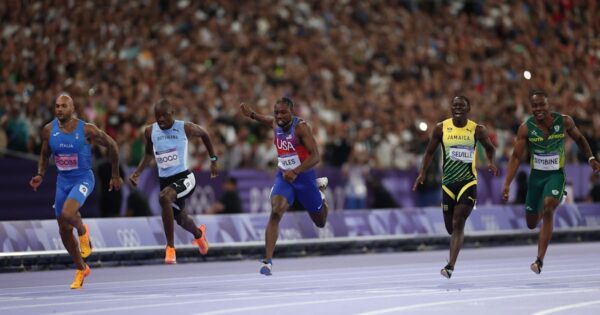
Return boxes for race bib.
[533,152,560,170]
[278,154,301,170]
[55,154,79,171]
[449,146,474,163]
[155,148,180,169]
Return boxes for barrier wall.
[1,203,599,255]
[0,158,596,220]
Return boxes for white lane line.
[196,289,600,315]
[4,269,600,310]
[357,289,600,315]
[5,264,600,306]
[532,300,600,315]
[4,259,599,299]
[35,278,600,314]
[1,255,594,292]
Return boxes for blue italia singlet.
[48,119,95,216]
[48,119,92,177]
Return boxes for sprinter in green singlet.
[503,90,600,274]
[414,96,498,279]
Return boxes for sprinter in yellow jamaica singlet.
[414,96,499,279]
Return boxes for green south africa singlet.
[525,112,567,212]
[526,112,565,171]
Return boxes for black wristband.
[250,112,256,119]
[37,173,43,178]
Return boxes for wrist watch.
[210,156,218,162]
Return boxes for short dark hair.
[529,89,548,100]
[276,97,294,109]
[453,95,470,107]
[154,98,172,111]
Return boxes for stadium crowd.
[1,0,599,172]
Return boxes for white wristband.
[590,156,597,162]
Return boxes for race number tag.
[55,154,79,171]
[448,146,474,163]
[155,148,180,169]
[278,154,301,170]
[533,152,560,170]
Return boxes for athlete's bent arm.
[412,123,443,191]
[130,126,154,186]
[85,124,123,191]
[564,115,600,172]
[283,122,319,182]
[475,125,499,176]
[240,103,274,127]
[502,123,528,201]
[185,122,219,178]
[30,124,52,191]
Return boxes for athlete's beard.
[57,113,73,125]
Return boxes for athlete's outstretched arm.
[130,126,154,186]
[30,124,51,191]
[85,123,123,191]
[475,125,499,176]
[240,103,274,127]
[502,123,528,201]
[564,115,600,172]
[412,123,443,191]
[185,122,218,178]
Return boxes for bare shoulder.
[517,122,529,137]
[40,122,53,139]
[83,121,102,136]
[561,114,575,128]
[432,122,443,136]
[144,124,153,135]
[295,119,312,134]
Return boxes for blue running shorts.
[271,169,323,213]
[54,170,95,217]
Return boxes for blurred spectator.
[1,0,599,171]
[0,103,30,152]
[414,145,442,208]
[342,147,370,209]
[126,189,153,217]
[366,176,400,209]
[208,177,243,214]
[97,160,125,217]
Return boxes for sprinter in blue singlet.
[129,98,218,264]
[30,94,122,289]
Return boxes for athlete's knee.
[159,190,175,207]
[526,215,539,229]
[542,208,555,222]
[58,220,73,235]
[270,207,286,222]
[452,217,466,232]
[313,216,326,228]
